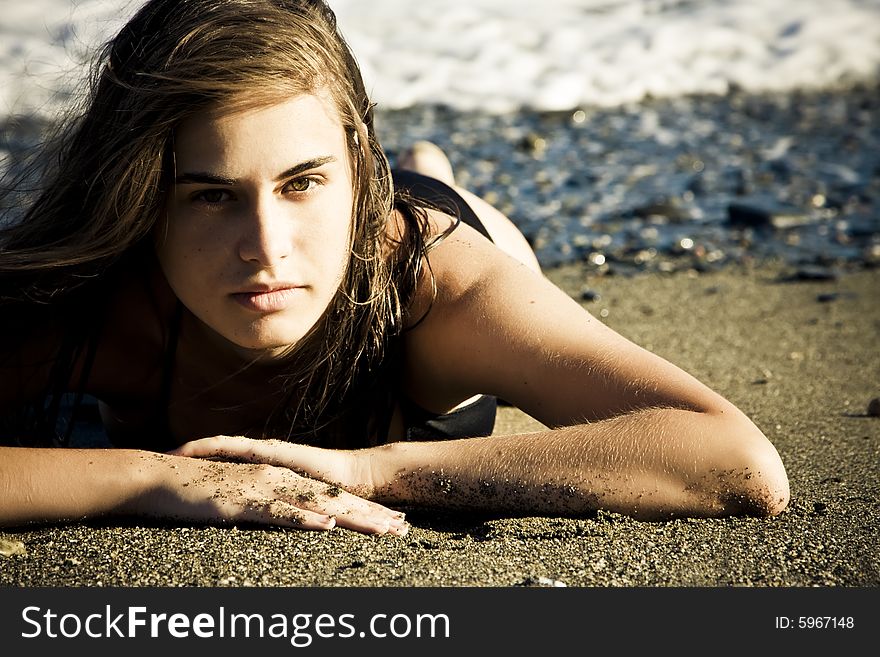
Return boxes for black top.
[390,169,498,440]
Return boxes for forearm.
[0,444,410,534]
[0,446,158,526]
[371,407,789,519]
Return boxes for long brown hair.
[0,0,433,446]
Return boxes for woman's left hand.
[168,435,378,499]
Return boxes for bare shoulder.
[401,214,732,424]
[400,214,578,407]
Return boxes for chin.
[228,339,298,361]
[229,323,312,356]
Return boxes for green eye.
[286,177,315,193]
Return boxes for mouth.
[230,284,305,313]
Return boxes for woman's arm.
[367,407,786,519]
[0,445,407,533]
[176,402,785,520]
[388,220,789,518]
[0,295,407,534]
[175,220,790,520]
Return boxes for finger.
[170,437,325,474]
[296,487,409,536]
[234,494,408,536]
[332,510,410,537]
[231,499,337,531]
[168,435,251,458]
[239,489,406,536]
[244,439,342,477]
[236,486,408,536]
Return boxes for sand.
[0,262,877,588]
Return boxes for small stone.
[781,266,839,282]
[519,133,547,157]
[0,538,26,557]
[580,288,601,302]
[536,576,567,587]
[867,397,880,417]
[632,197,695,222]
[516,576,567,587]
[727,198,814,229]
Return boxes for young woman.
[0,0,789,536]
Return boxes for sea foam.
[1,0,879,119]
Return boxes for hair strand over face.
[1,0,434,447]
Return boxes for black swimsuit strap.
[391,170,493,241]
[389,169,498,442]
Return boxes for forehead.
[173,92,347,171]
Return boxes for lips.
[231,284,305,312]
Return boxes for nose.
[237,195,293,266]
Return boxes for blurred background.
[2,0,879,270]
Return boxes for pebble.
[0,537,27,557]
[781,265,840,282]
[727,198,815,230]
[515,576,567,587]
[817,291,857,303]
[868,397,880,417]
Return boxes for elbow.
[756,439,791,517]
[709,419,790,518]
[730,444,790,518]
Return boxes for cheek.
[155,225,213,293]
[313,199,355,273]
[329,217,355,284]
[158,248,191,287]
[156,229,185,277]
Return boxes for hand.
[169,435,375,495]
[136,447,407,536]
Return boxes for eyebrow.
[174,155,338,185]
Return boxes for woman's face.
[158,92,355,357]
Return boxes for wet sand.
[1,262,878,587]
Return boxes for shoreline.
[5,83,879,275]
[2,262,877,587]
